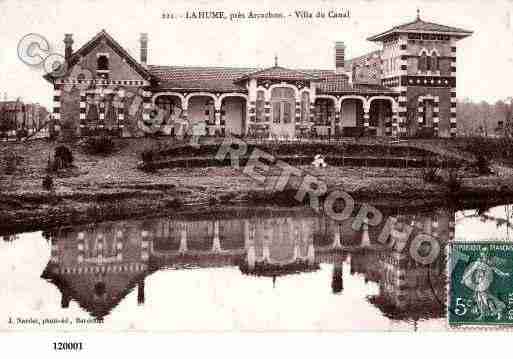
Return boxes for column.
[397,35,409,136]
[142,88,152,126]
[77,231,85,263]
[333,231,342,249]
[450,88,457,138]
[264,100,271,122]
[214,108,224,136]
[433,96,440,137]
[292,241,299,261]
[331,262,343,294]
[97,89,105,129]
[392,107,399,137]
[178,102,188,139]
[450,40,457,138]
[137,278,145,305]
[309,101,315,124]
[247,242,256,270]
[52,82,61,137]
[448,216,455,241]
[295,99,301,126]
[248,100,256,129]
[140,229,149,261]
[263,222,271,262]
[117,90,125,136]
[178,222,187,254]
[212,220,221,253]
[79,91,86,135]
[417,97,424,128]
[307,243,315,265]
[363,105,370,132]
[115,229,123,258]
[360,219,371,248]
[397,88,407,136]
[384,101,392,137]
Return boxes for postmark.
[448,242,513,327]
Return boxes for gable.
[69,40,146,83]
[45,31,151,84]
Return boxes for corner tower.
[368,11,472,137]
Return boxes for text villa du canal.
[161,9,351,20]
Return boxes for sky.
[0,0,512,109]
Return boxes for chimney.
[64,34,73,60]
[140,33,148,66]
[335,41,345,73]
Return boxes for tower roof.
[367,13,473,42]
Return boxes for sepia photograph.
[1,0,513,351]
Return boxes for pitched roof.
[235,66,320,82]
[149,65,395,95]
[149,65,256,92]
[368,15,473,41]
[316,74,395,95]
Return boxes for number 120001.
[53,342,83,351]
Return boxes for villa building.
[46,12,472,139]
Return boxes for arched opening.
[313,98,336,138]
[187,95,216,136]
[220,96,247,136]
[154,95,183,136]
[369,99,393,137]
[340,98,365,137]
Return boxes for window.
[97,55,109,71]
[419,51,428,72]
[271,87,295,124]
[429,53,439,72]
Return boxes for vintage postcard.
[1,0,513,344]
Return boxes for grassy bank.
[1,137,513,231]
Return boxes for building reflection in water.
[41,207,454,321]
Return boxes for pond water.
[1,203,512,331]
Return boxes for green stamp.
[449,242,513,327]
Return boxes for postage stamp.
[448,242,513,327]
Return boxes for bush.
[414,127,435,139]
[82,136,115,155]
[1,151,21,175]
[42,174,54,190]
[474,155,492,175]
[48,145,74,171]
[446,169,462,192]
[139,148,158,172]
[422,167,443,184]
